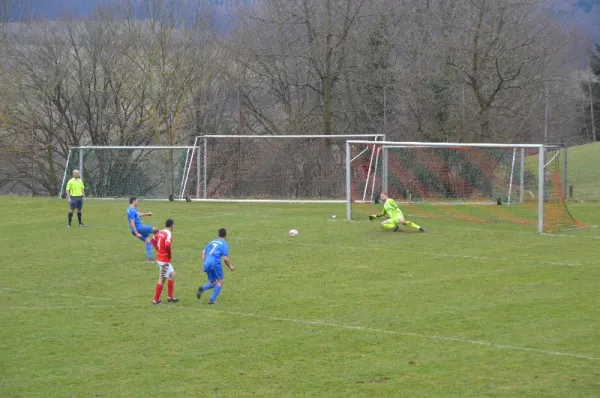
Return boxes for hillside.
[565,141,600,201]
[4,1,599,41]
[524,141,599,201]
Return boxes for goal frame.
[60,146,196,200]
[345,140,564,233]
[188,134,386,203]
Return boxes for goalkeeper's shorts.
[381,212,404,226]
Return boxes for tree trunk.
[479,107,491,141]
[589,69,597,141]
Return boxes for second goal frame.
[189,134,385,202]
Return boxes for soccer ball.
[289,229,299,237]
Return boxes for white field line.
[547,233,600,239]
[2,305,110,311]
[230,237,583,267]
[4,287,599,362]
[150,209,598,239]
[60,203,600,239]
[412,222,600,239]
[359,210,599,239]
[176,216,600,240]
[1,287,113,301]
[173,305,600,362]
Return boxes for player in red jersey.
[150,219,178,305]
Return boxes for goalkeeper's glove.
[369,215,377,221]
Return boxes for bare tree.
[0,0,220,196]
[443,0,574,141]
[0,0,590,197]
[226,0,368,195]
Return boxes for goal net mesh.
[201,136,381,200]
[349,144,582,233]
[62,148,192,199]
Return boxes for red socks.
[154,281,174,302]
[154,283,163,302]
[167,280,174,298]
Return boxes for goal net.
[346,141,582,233]
[60,146,195,199]
[190,135,384,202]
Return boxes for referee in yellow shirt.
[66,169,85,227]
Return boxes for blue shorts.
[69,197,83,210]
[132,224,155,241]
[205,266,224,282]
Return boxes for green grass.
[2,198,600,397]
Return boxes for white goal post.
[345,141,571,233]
[186,134,386,203]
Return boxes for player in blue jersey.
[196,228,235,304]
[127,197,159,260]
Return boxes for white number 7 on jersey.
[209,243,218,255]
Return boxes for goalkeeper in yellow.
[369,193,425,232]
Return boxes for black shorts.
[69,196,83,210]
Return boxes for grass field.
[2,197,600,397]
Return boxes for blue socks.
[145,242,153,259]
[202,283,215,291]
[210,285,222,302]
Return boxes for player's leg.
[166,266,178,302]
[68,200,76,227]
[208,279,223,304]
[76,198,84,226]
[380,218,396,231]
[398,210,425,232]
[197,269,217,299]
[153,265,166,305]
[137,225,156,260]
[208,267,225,304]
[142,236,153,260]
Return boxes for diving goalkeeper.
[369,192,425,233]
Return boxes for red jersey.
[152,229,173,262]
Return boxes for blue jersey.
[127,206,141,231]
[204,238,229,269]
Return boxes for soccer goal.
[186,134,385,202]
[345,141,582,233]
[60,146,195,199]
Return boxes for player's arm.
[165,240,172,258]
[369,207,387,220]
[151,234,159,250]
[65,181,71,202]
[201,248,206,263]
[139,212,154,217]
[81,184,85,199]
[222,256,235,271]
[129,219,141,238]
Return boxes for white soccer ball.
[289,229,299,237]
[331,215,337,219]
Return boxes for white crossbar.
[70,146,195,150]
[202,134,384,139]
[349,140,544,149]
[192,199,346,204]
